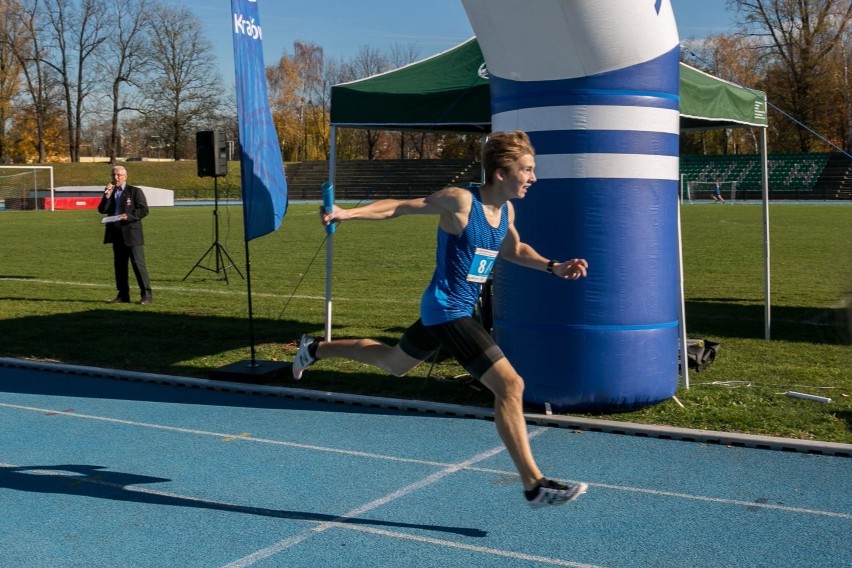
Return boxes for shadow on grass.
[0,296,131,305]
[0,307,459,372]
[1,299,846,378]
[0,307,494,409]
[0,309,312,377]
[0,358,494,413]
[685,300,849,344]
[837,411,852,432]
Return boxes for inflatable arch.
[462,0,682,411]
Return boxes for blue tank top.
[420,188,509,325]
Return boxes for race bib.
[467,247,498,283]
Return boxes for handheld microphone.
[321,180,335,235]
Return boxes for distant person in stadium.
[712,179,725,203]
[293,130,590,507]
[97,165,153,304]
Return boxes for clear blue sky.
[178,0,735,84]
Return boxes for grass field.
[0,194,850,442]
[44,161,247,200]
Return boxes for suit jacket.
[97,184,149,246]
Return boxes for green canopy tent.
[678,62,768,130]
[331,37,491,132]
[325,38,773,381]
[330,37,767,132]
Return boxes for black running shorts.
[399,317,505,380]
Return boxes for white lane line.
[0,277,418,305]
[459,464,852,520]
[1,401,849,521]
[328,525,606,568]
[586,481,852,519]
[1,401,600,567]
[0,401,450,468]
[2,461,602,567]
[221,430,549,568]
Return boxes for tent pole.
[325,126,337,342]
[677,184,689,389]
[760,124,771,340]
[480,134,487,182]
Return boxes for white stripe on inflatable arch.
[534,154,680,180]
[493,106,680,134]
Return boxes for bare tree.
[388,42,421,69]
[682,33,766,154]
[4,0,63,163]
[100,0,153,161]
[294,41,324,160]
[267,54,303,161]
[324,56,363,160]
[44,0,108,162]
[347,45,390,159]
[144,3,225,160]
[729,0,852,151]
[387,42,422,159]
[0,1,25,163]
[314,57,356,159]
[268,41,334,161]
[837,30,852,150]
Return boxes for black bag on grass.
[686,338,719,371]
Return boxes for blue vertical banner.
[231,0,287,240]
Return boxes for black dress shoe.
[108,296,129,304]
[139,295,153,305]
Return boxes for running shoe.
[292,334,316,380]
[525,478,588,508]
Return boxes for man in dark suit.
[97,165,153,304]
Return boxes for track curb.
[2,357,849,458]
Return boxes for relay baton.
[321,180,335,235]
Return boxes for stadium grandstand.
[282,153,852,203]
[285,159,482,201]
[680,152,852,201]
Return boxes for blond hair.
[481,130,535,184]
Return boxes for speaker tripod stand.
[183,176,243,283]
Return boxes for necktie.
[114,186,123,216]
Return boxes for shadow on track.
[0,464,487,538]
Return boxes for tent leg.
[760,125,771,340]
[677,187,689,389]
[325,126,337,342]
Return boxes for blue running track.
[0,360,850,567]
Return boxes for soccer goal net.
[683,180,738,203]
[0,166,55,210]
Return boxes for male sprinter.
[293,131,589,507]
